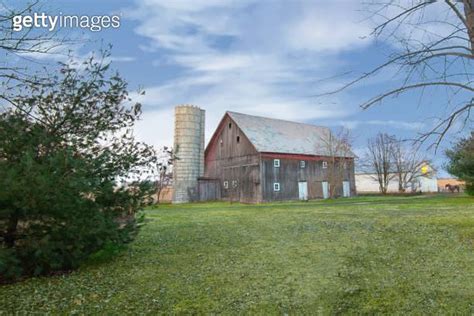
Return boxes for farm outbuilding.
[172,106,356,203]
[355,163,438,194]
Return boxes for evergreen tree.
[446,133,474,195]
[0,52,156,281]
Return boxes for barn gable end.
[204,113,262,203]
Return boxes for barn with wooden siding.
[203,111,356,203]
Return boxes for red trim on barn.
[260,152,353,161]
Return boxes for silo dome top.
[175,104,202,109]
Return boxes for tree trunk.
[465,0,474,53]
[4,212,19,248]
[397,172,404,192]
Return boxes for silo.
[172,105,205,203]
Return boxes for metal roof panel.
[227,111,354,157]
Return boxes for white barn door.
[298,181,308,200]
[322,181,329,199]
[343,181,350,197]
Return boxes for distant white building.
[356,163,438,193]
[417,176,438,193]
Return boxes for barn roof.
[227,111,354,157]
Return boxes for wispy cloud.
[125,0,373,148]
[284,4,370,52]
[336,120,426,131]
[109,56,136,62]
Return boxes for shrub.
[0,52,156,282]
[446,133,474,196]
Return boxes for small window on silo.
[220,139,223,146]
[274,182,280,191]
[274,159,280,167]
[237,136,240,143]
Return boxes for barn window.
[228,122,232,129]
[232,180,238,188]
[322,161,328,169]
[273,182,280,191]
[300,161,305,168]
[223,181,228,189]
[274,159,280,167]
[220,139,223,146]
[237,136,240,143]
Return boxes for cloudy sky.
[7,0,472,175]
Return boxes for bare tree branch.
[361,81,474,109]
[317,0,474,147]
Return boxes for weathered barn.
[203,111,356,203]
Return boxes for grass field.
[1,195,474,314]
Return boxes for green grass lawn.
[1,195,474,314]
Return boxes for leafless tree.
[320,128,354,198]
[320,0,474,148]
[365,133,397,194]
[155,146,175,203]
[391,139,432,192]
[1,1,72,108]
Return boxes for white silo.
[172,105,205,203]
